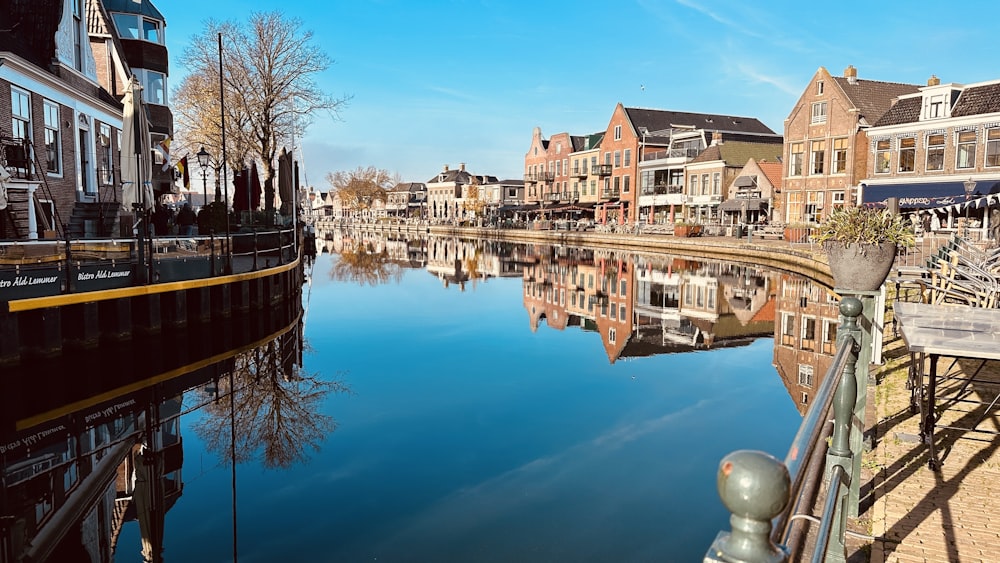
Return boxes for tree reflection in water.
[330,241,403,286]
[194,333,350,469]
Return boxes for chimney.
[710,132,723,146]
[928,74,940,86]
[459,162,466,172]
[844,65,857,85]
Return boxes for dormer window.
[924,94,946,119]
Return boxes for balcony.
[593,164,612,176]
[571,167,588,178]
[547,192,562,202]
[641,148,702,161]
[601,188,621,199]
[640,184,684,196]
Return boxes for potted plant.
[816,206,915,291]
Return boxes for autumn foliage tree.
[176,11,350,216]
[326,166,398,211]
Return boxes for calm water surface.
[5,234,831,562]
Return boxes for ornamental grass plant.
[816,206,916,249]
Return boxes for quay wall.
[316,220,834,289]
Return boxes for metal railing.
[705,297,864,563]
[0,228,298,301]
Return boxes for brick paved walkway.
[863,310,1000,562]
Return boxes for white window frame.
[614,125,621,141]
[926,133,945,171]
[987,128,1000,167]
[42,100,61,175]
[956,130,977,169]
[898,136,916,173]
[798,364,814,387]
[832,137,848,174]
[811,102,827,124]
[809,140,825,175]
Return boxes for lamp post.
[963,177,977,237]
[197,146,211,210]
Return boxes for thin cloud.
[734,62,801,97]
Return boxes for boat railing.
[0,227,298,301]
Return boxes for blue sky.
[164,0,1000,189]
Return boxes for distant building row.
[312,64,1000,230]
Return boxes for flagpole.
[219,32,232,274]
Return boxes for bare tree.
[326,166,397,211]
[177,12,350,217]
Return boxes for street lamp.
[963,177,977,237]
[197,146,211,210]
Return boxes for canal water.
[1,232,840,562]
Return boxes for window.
[689,174,697,195]
[620,279,627,295]
[875,140,891,173]
[801,392,809,405]
[43,101,61,174]
[923,133,944,171]
[898,137,916,172]
[805,191,823,223]
[11,87,30,141]
[956,130,977,169]
[72,0,84,70]
[925,95,945,119]
[987,129,1000,167]
[786,191,804,224]
[556,160,561,176]
[623,175,630,193]
[789,142,804,176]
[99,123,113,185]
[614,125,621,141]
[142,17,161,43]
[832,191,845,208]
[809,140,825,175]
[604,152,611,165]
[614,151,621,168]
[141,70,166,105]
[624,149,631,167]
[817,81,824,95]
[832,138,848,174]
[613,176,620,194]
[556,142,561,154]
[801,316,816,350]
[712,173,720,194]
[609,327,616,343]
[619,304,626,320]
[798,364,814,387]
[112,13,140,39]
[811,102,827,124]
[701,174,709,196]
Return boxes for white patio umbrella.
[121,76,154,212]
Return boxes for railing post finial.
[705,450,789,563]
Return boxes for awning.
[861,180,1000,209]
[734,176,756,188]
[719,198,766,212]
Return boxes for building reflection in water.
[317,227,837,415]
[0,290,344,562]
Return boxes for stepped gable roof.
[0,0,62,69]
[872,96,922,127]
[952,82,1000,117]
[102,0,165,21]
[624,106,777,137]
[689,141,784,166]
[758,160,784,190]
[831,76,920,124]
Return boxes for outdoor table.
[894,302,1000,470]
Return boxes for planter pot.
[824,241,897,291]
[674,225,702,237]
